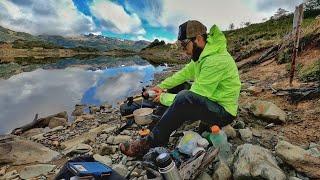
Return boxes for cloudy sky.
[0,0,303,42]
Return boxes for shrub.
[299,60,320,82]
[277,48,292,64]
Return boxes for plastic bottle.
[208,125,231,161]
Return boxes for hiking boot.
[119,138,151,157]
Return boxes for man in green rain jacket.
[120,20,241,157]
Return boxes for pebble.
[239,128,253,142]
[99,134,109,140]
[98,143,117,155]
[113,164,128,177]
[107,135,131,145]
[222,125,237,139]
[233,120,246,129]
[131,171,139,177]
[1,170,19,180]
[93,154,113,166]
[19,164,56,179]
[0,166,7,176]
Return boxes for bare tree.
[229,23,235,30]
[240,22,246,28]
[272,8,289,19]
[244,22,251,27]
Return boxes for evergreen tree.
[305,0,320,11]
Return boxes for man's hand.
[150,86,163,94]
[150,86,164,103]
[153,93,161,103]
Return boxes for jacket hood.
[199,25,227,60]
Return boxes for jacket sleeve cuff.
[157,83,166,90]
[160,93,176,106]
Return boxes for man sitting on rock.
[120,20,241,157]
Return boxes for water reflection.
[0,55,150,79]
[0,57,164,134]
[81,65,158,105]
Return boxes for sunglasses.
[180,39,193,49]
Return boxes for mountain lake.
[0,56,166,134]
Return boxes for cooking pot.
[133,108,153,125]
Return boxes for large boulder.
[239,128,253,142]
[61,132,97,150]
[0,135,60,165]
[102,125,118,134]
[307,143,320,158]
[89,106,100,114]
[12,112,68,134]
[93,154,113,166]
[213,162,232,180]
[48,117,67,129]
[222,125,237,139]
[233,144,286,180]
[18,164,56,179]
[72,104,86,116]
[275,141,320,179]
[249,100,286,123]
[113,163,128,177]
[107,135,131,145]
[98,143,117,155]
[1,170,19,179]
[41,111,68,122]
[21,128,44,138]
[197,172,211,180]
[89,124,115,134]
[63,143,92,155]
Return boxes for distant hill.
[140,9,320,64]
[139,39,189,64]
[0,26,42,42]
[224,9,320,62]
[39,34,150,52]
[0,26,150,51]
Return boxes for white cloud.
[91,31,102,35]
[0,0,96,36]
[255,0,304,12]
[124,0,303,32]
[159,0,273,31]
[90,0,145,35]
[124,0,163,27]
[136,35,176,44]
[135,35,149,41]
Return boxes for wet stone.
[239,128,253,142]
[19,164,56,179]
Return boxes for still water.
[0,56,165,134]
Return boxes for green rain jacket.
[158,25,241,116]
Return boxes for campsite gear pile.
[109,88,231,179]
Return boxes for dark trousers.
[148,90,235,147]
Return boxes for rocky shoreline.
[1,66,320,180]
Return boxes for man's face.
[181,39,193,56]
[181,38,204,61]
